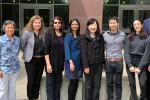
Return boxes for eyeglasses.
[54,22,61,24]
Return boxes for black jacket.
[44,30,66,73]
[81,33,105,68]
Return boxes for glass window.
[122,10,134,28]
[39,9,50,27]
[0,4,1,30]
[138,10,150,20]
[139,0,150,4]
[54,0,69,4]
[104,0,119,4]
[2,4,19,29]
[120,0,137,4]
[24,9,35,26]
[37,0,53,4]
[2,0,19,3]
[103,6,118,31]
[54,5,69,29]
[20,0,36,3]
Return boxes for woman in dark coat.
[81,18,105,100]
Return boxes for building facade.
[0,0,150,36]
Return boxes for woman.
[21,15,45,100]
[44,16,65,100]
[125,19,148,100]
[0,20,20,100]
[81,18,105,100]
[64,18,83,100]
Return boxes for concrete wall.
[69,0,103,33]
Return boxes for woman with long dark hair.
[81,18,105,100]
[125,19,148,100]
[64,18,83,100]
[44,16,65,100]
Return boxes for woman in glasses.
[44,16,65,100]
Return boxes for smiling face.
[109,19,119,31]
[4,23,15,36]
[71,20,79,33]
[53,19,62,30]
[133,20,143,33]
[88,21,97,34]
[32,19,42,31]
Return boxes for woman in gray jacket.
[21,15,45,100]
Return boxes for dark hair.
[49,16,64,34]
[85,18,100,36]
[108,16,119,23]
[69,18,80,36]
[129,19,147,41]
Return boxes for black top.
[44,31,65,73]
[81,33,105,68]
[124,35,150,69]
[33,33,44,56]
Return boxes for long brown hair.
[129,19,147,41]
[22,15,44,38]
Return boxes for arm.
[124,37,133,68]
[138,37,150,69]
[20,31,29,52]
[64,34,75,72]
[44,31,52,73]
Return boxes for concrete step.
[40,72,140,100]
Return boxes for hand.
[129,67,135,72]
[135,68,141,74]
[84,67,90,74]
[148,66,150,72]
[0,71,3,78]
[47,64,53,73]
[70,62,75,72]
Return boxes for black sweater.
[81,33,105,68]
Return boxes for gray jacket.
[21,31,35,62]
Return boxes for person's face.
[71,21,79,32]
[33,19,42,31]
[88,22,97,34]
[4,23,15,36]
[54,19,62,30]
[109,19,119,31]
[133,20,143,33]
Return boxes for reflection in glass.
[104,0,119,4]
[20,0,36,3]
[54,5,69,29]
[139,10,150,20]
[24,9,34,26]
[37,0,53,4]
[54,0,69,4]
[139,0,150,4]
[2,4,19,29]
[39,9,50,27]
[2,0,19,3]
[122,10,134,28]
[103,6,118,31]
[120,0,137,4]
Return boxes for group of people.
[0,15,150,100]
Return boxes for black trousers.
[46,72,62,100]
[105,61,123,100]
[147,71,150,99]
[25,57,45,99]
[85,64,103,100]
[68,79,79,100]
[127,54,147,100]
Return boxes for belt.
[33,55,44,58]
[107,58,123,63]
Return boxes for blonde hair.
[22,15,44,37]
